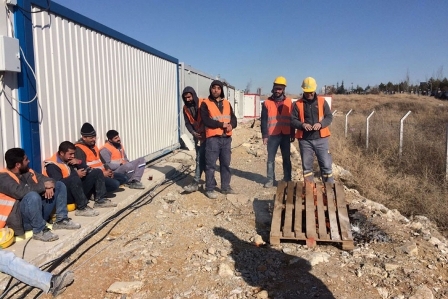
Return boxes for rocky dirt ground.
[29,120,448,299]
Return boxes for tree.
[403,69,410,92]
[386,81,395,92]
[355,85,364,94]
[337,80,346,94]
[436,66,444,80]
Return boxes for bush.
[331,94,448,231]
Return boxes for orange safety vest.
[203,99,232,138]
[42,153,71,178]
[0,169,37,228]
[75,144,105,170]
[101,142,126,165]
[183,98,205,134]
[295,96,331,139]
[264,98,292,135]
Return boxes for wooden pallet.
[269,181,354,250]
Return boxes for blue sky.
[53,0,448,94]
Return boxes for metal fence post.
[446,124,448,181]
[366,111,375,149]
[399,111,412,159]
[345,109,353,138]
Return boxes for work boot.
[49,270,74,297]
[32,227,59,242]
[52,218,81,230]
[94,198,117,208]
[263,180,274,188]
[75,206,99,217]
[221,187,237,194]
[205,190,218,199]
[128,180,145,189]
[183,181,199,193]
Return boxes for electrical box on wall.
[0,36,21,72]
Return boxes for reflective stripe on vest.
[0,168,37,228]
[264,98,292,135]
[101,142,126,165]
[75,144,105,169]
[43,153,71,178]
[295,96,331,139]
[183,98,205,133]
[204,99,232,138]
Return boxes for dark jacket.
[182,86,201,136]
[200,99,237,132]
[261,96,295,139]
[74,139,110,170]
[0,170,53,200]
[291,94,333,140]
[200,79,238,136]
[45,154,86,181]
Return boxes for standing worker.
[260,76,294,188]
[200,80,237,199]
[291,77,334,183]
[181,86,206,193]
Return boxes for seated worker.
[100,130,146,189]
[74,123,127,196]
[0,250,74,297]
[0,148,80,242]
[44,141,104,213]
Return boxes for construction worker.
[200,80,238,199]
[74,122,126,207]
[0,148,80,242]
[181,86,206,193]
[0,250,74,297]
[260,76,294,188]
[291,77,334,183]
[43,141,100,215]
[100,130,146,189]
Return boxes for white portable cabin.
[243,94,261,118]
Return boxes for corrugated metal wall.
[0,7,21,168]
[31,6,179,162]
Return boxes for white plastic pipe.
[366,111,375,149]
[399,111,412,158]
[345,109,353,138]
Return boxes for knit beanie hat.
[106,130,119,140]
[209,80,225,98]
[80,122,96,137]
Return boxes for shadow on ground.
[214,227,335,299]
[252,198,274,241]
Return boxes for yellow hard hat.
[301,77,317,92]
[67,203,76,212]
[0,227,15,249]
[274,76,287,86]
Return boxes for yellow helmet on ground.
[67,203,76,212]
[0,227,15,249]
[274,76,287,86]
[302,77,317,92]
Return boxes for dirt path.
[33,120,448,299]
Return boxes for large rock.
[409,285,433,299]
[106,281,144,294]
